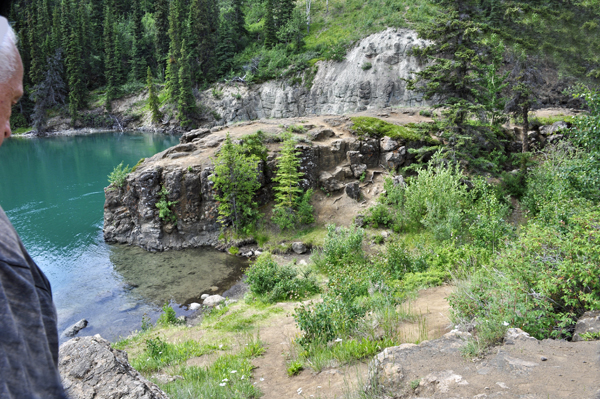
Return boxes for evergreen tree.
[146,66,162,124]
[31,49,66,134]
[154,0,170,74]
[231,0,248,51]
[210,134,261,233]
[276,0,295,30]
[188,0,219,82]
[177,40,197,129]
[65,4,86,120]
[165,0,185,103]
[27,2,44,85]
[264,0,277,48]
[104,8,118,111]
[130,0,146,83]
[272,133,305,230]
[215,10,237,76]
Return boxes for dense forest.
[8,0,600,132]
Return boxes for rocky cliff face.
[201,28,428,125]
[103,116,428,251]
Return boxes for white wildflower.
[219,383,226,387]
[230,370,237,374]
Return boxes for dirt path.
[251,285,454,399]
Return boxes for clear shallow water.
[0,132,246,342]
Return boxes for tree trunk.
[521,106,529,153]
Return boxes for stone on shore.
[203,295,225,307]
[62,319,88,338]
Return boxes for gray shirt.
[0,206,66,398]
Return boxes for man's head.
[0,17,23,147]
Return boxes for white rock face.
[203,28,428,123]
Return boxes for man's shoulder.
[0,206,30,268]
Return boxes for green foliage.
[245,253,319,303]
[580,331,600,341]
[210,134,261,234]
[450,208,600,341]
[147,67,162,124]
[361,62,372,71]
[228,246,240,255]
[132,335,217,372]
[156,186,178,224]
[272,133,314,230]
[107,162,131,189]
[240,131,268,162]
[157,302,180,326]
[351,117,426,142]
[287,360,303,376]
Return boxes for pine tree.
[130,0,146,83]
[146,66,162,124]
[65,6,86,121]
[264,0,277,48]
[272,133,304,230]
[188,0,219,82]
[104,8,117,111]
[177,40,197,129]
[154,0,170,74]
[165,0,185,103]
[210,134,261,233]
[27,2,44,85]
[31,49,66,134]
[232,0,247,51]
[276,0,295,30]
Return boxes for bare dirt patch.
[250,285,454,399]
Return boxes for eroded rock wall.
[202,28,428,125]
[103,128,426,251]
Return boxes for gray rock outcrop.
[104,132,427,251]
[59,335,168,399]
[199,28,428,125]
[292,242,308,254]
[572,310,600,342]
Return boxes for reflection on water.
[0,132,246,343]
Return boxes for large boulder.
[540,121,569,136]
[572,310,600,342]
[319,171,344,193]
[59,335,168,399]
[203,295,226,307]
[346,182,361,200]
[308,128,335,141]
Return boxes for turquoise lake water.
[0,132,245,342]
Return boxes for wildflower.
[260,378,264,381]
[231,370,237,373]
[503,321,509,326]
[241,375,245,380]
[219,344,223,349]
[220,383,226,387]
[297,388,303,395]
[335,338,343,342]
[222,378,229,382]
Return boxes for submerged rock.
[62,319,88,338]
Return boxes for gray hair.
[0,23,19,84]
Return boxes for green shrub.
[157,303,179,326]
[287,360,303,376]
[107,162,131,189]
[450,208,600,341]
[361,62,372,71]
[156,186,178,224]
[228,246,240,255]
[245,253,319,302]
[313,225,365,274]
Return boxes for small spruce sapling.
[147,67,162,124]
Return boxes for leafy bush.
[245,253,319,302]
[156,186,178,224]
[157,303,179,326]
[313,225,365,274]
[361,62,372,71]
[450,208,600,341]
[107,162,131,189]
